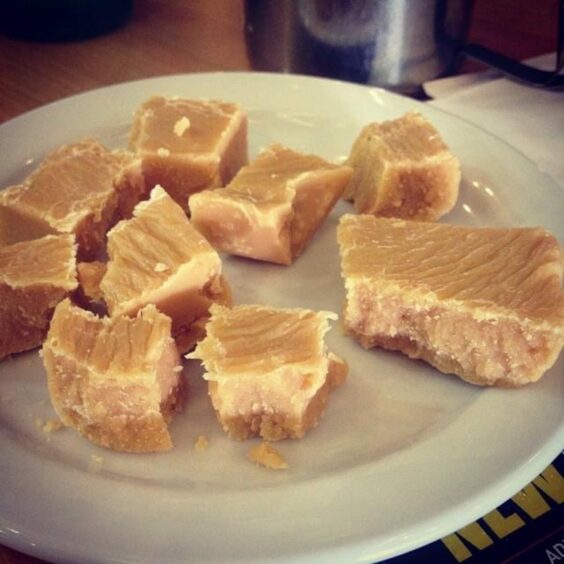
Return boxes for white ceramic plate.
[0,73,562,564]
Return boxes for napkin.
[423,54,564,188]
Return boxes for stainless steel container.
[245,0,474,94]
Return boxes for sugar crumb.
[194,435,209,451]
[172,365,183,373]
[248,441,289,470]
[154,262,168,272]
[174,116,191,137]
[157,147,170,157]
[88,454,104,473]
[391,219,406,227]
[43,418,63,433]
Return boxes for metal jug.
[245,0,564,94]
[245,0,474,94]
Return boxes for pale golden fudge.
[345,111,460,220]
[129,96,248,206]
[187,304,348,440]
[338,214,564,387]
[100,185,231,353]
[43,299,183,452]
[0,234,77,359]
[0,202,55,246]
[248,442,289,470]
[0,139,146,260]
[189,144,352,265]
[77,261,107,301]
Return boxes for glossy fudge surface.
[190,144,351,265]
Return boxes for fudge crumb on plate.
[248,441,289,470]
[194,435,209,451]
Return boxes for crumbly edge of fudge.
[343,279,563,387]
[42,302,184,452]
[352,153,460,221]
[208,353,348,441]
[344,112,460,220]
[44,343,184,453]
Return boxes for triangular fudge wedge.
[42,299,183,453]
[0,202,56,246]
[338,214,564,387]
[0,139,146,260]
[129,96,248,206]
[77,261,106,302]
[100,185,231,352]
[189,144,352,265]
[0,234,77,359]
[345,111,460,220]
[187,304,347,440]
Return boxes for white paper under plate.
[0,72,562,564]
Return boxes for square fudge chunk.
[338,214,564,387]
[129,96,248,206]
[0,234,77,359]
[345,111,460,221]
[189,144,352,265]
[0,139,145,260]
[187,304,348,440]
[100,185,231,353]
[42,299,183,452]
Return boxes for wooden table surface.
[0,0,558,562]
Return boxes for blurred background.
[0,0,560,123]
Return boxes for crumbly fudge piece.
[187,304,348,440]
[345,111,460,220]
[189,144,352,265]
[77,261,107,302]
[42,299,183,452]
[0,139,146,260]
[338,214,564,387]
[0,234,77,359]
[100,185,231,353]
[129,96,248,206]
